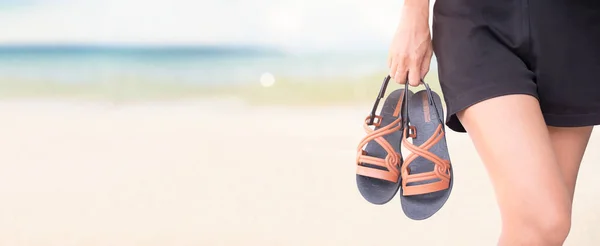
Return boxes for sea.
[0,45,399,86]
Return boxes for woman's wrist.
[402,0,430,17]
[403,0,430,8]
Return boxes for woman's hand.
[388,1,433,86]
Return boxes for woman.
[389,0,600,245]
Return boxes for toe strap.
[401,124,452,196]
[356,115,402,182]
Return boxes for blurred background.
[0,0,440,103]
[1,1,600,246]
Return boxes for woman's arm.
[388,0,432,86]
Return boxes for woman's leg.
[548,126,593,201]
[458,95,571,246]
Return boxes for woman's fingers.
[394,56,408,83]
[408,55,423,86]
[389,52,432,85]
[389,55,399,80]
[389,47,432,85]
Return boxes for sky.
[0,0,408,52]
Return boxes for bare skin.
[388,0,432,86]
[548,126,593,201]
[390,1,593,244]
[457,95,592,245]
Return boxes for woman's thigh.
[457,94,572,224]
[548,126,593,201]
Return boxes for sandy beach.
[0,99,599,246]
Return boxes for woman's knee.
[535,209,571,244]
[503,201,572,245]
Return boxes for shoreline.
[0,71,442,105]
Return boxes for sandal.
[356,76,413,205]
[399,82,453,220]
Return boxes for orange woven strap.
[356,91,405,183]
[356,115,402,182]
[400,124,451,196]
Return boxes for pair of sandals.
[356,76,453,220]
